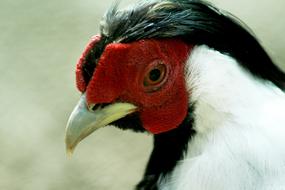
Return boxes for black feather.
[99,0,285,90]
[136,106,196,189]
[110,112,146,133]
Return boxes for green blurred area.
[0,0,284,189]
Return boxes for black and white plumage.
[65,0,285,189]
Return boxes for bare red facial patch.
[76,35,101,92]
[78,38,192,134]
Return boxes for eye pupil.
[149,69,161,82]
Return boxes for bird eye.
[143,63,167,91]
[149,68,162,82]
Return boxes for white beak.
[65,94,137,155]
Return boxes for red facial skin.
[76,35,101,92]
[76,37,192,134]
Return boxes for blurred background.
[0,0,284,189]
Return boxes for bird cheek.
[139,73,189,133]
[140,89,188,134]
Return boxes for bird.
[65,0,285,189]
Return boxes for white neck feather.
[160,45,285,190]
[186,45,285,134]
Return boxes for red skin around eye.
[76,35,101,92]
[83,38,192,134]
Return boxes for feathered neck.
[186,45,285,131]
[159,45,285,190]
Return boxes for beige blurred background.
[0,0,284,189]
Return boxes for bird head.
[65,0,285,154]
[66,34,192,153]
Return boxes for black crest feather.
[95,0,285,90]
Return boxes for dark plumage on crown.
[82,0,285,90]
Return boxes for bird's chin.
[110,112,145,133]
[65,94,137,155]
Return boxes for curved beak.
[65,94,137,155]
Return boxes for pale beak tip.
[65,137,76,158]
[66,149,74,158]
[66,145,75,158]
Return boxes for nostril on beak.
[88,103,110,111]
[88,104,100,111]
[100,103,109,109]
